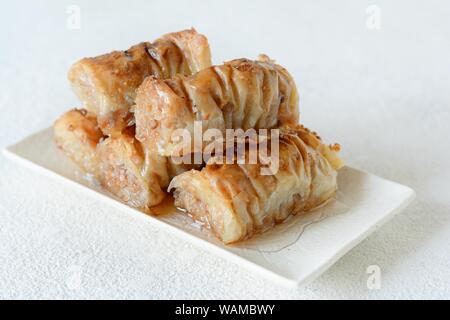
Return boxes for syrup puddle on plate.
[146,193,349,253]
[81,171,349,253]
[233,197,349,252]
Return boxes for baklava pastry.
[134,56,299,156]
[54,109,193,210]
[54,108,103,174]
[168,125,343,244]
[96,133,201,209]
[68,28,212,135]
[96,128,166,209]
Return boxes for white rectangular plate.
[3,128,415,287]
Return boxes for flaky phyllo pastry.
[54,28,343,244]
[54,109,197,209]
[68,28,212,136]
[169,125,343,244]
[134,55,299,157]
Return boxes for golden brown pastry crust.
[68,28,212,136]
[169,125,343,244]
[54,109,103,174]
[96,128,166,209]
[53,109,197,210]
[134,57,299,156]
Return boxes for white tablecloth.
[1,0,449,299]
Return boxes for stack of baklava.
[54,29,343,244]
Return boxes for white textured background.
[1,0,449,299]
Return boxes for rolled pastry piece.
[53,109,193,210]
[168,125,343,244]
[95,127,166,209]
[54,108,103,174]
[135,56,299,156]
[97,128,201,209]
[68,28,212,136]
